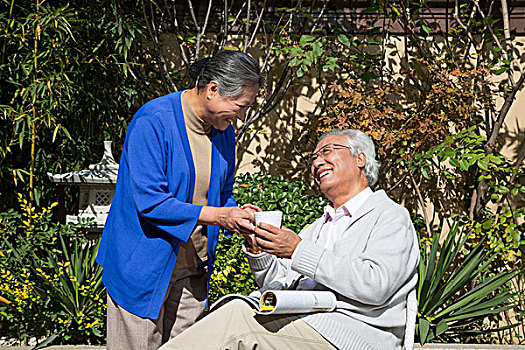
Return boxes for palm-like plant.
[31,234,106,347]
[3,233,105,347]
[416,220,521,344]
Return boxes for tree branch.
[172,0,190,69]
[195,0,213,60]
[246,0,266,49]
[500,0,516,88]
[243,0,252,51]
[142,0,177,92]
[486,70,525,153]
[186,0,200,31]
[471,68,525,218]
[410,173,432,236]
[473,0,514,85]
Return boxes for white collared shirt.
[295,187,373,290]
[315,187,373,248]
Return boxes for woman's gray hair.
[189,50,263,97]
[319,129,380,186]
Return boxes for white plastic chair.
[403,288,417,350]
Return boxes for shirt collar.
[323,187,373,223]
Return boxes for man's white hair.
[318,129,380,186]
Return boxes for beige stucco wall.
[235,36,525,181]
[157,33,523,184]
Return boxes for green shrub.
[0,195,105,346]
[209,173,327,304]
[416,218,522,344]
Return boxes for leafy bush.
[0,195,105,346]
[209,173,327,304]
[411,127,524,254]
[416,219,522,344]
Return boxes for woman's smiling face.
[203,82,259,130]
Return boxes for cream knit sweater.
[246,190,420,350]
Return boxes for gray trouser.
[158,299,337,350]
[106,264,208,350]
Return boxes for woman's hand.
[240,203,262,214]
[240,203,262,253]
[198,206,255,234]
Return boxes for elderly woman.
[96,50,263,350]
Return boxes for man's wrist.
[244,236,262,254]
[245,246,262,254]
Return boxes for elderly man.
[160,129,420,350]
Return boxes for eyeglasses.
[309,143,351,164]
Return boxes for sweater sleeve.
[244,222,321,288]
[291,205,418,306]
[127,114,202,243]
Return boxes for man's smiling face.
[311,135,367,205]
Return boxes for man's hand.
[254,223,301,259]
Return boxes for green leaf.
[418,318,430,344]
[449,158,460,168]
[33,333,60,349]
[299,35,315,47]
[435,320,449,337]
[421,167,430,180]
[312,42,323,62]
[337,34,351,47]
[289,47,304,59]
[494,66,508,75]
[498,186,510,195]
[459,159,469,171]
[477,158,490,171]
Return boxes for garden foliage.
[0,195,105,346]
[0,0,147,211]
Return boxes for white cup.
[254,210,283,228]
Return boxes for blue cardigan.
[96,91,237,319]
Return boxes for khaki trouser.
[106,264,208,350]
[159,299,337,350]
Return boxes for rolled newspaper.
[258,290,337,315]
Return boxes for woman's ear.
[206,81,219,100]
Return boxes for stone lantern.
[48,141,119,231]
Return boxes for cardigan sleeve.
[126,114,202,243]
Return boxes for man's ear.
[356,152,366,168]
[206,81,219,100]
